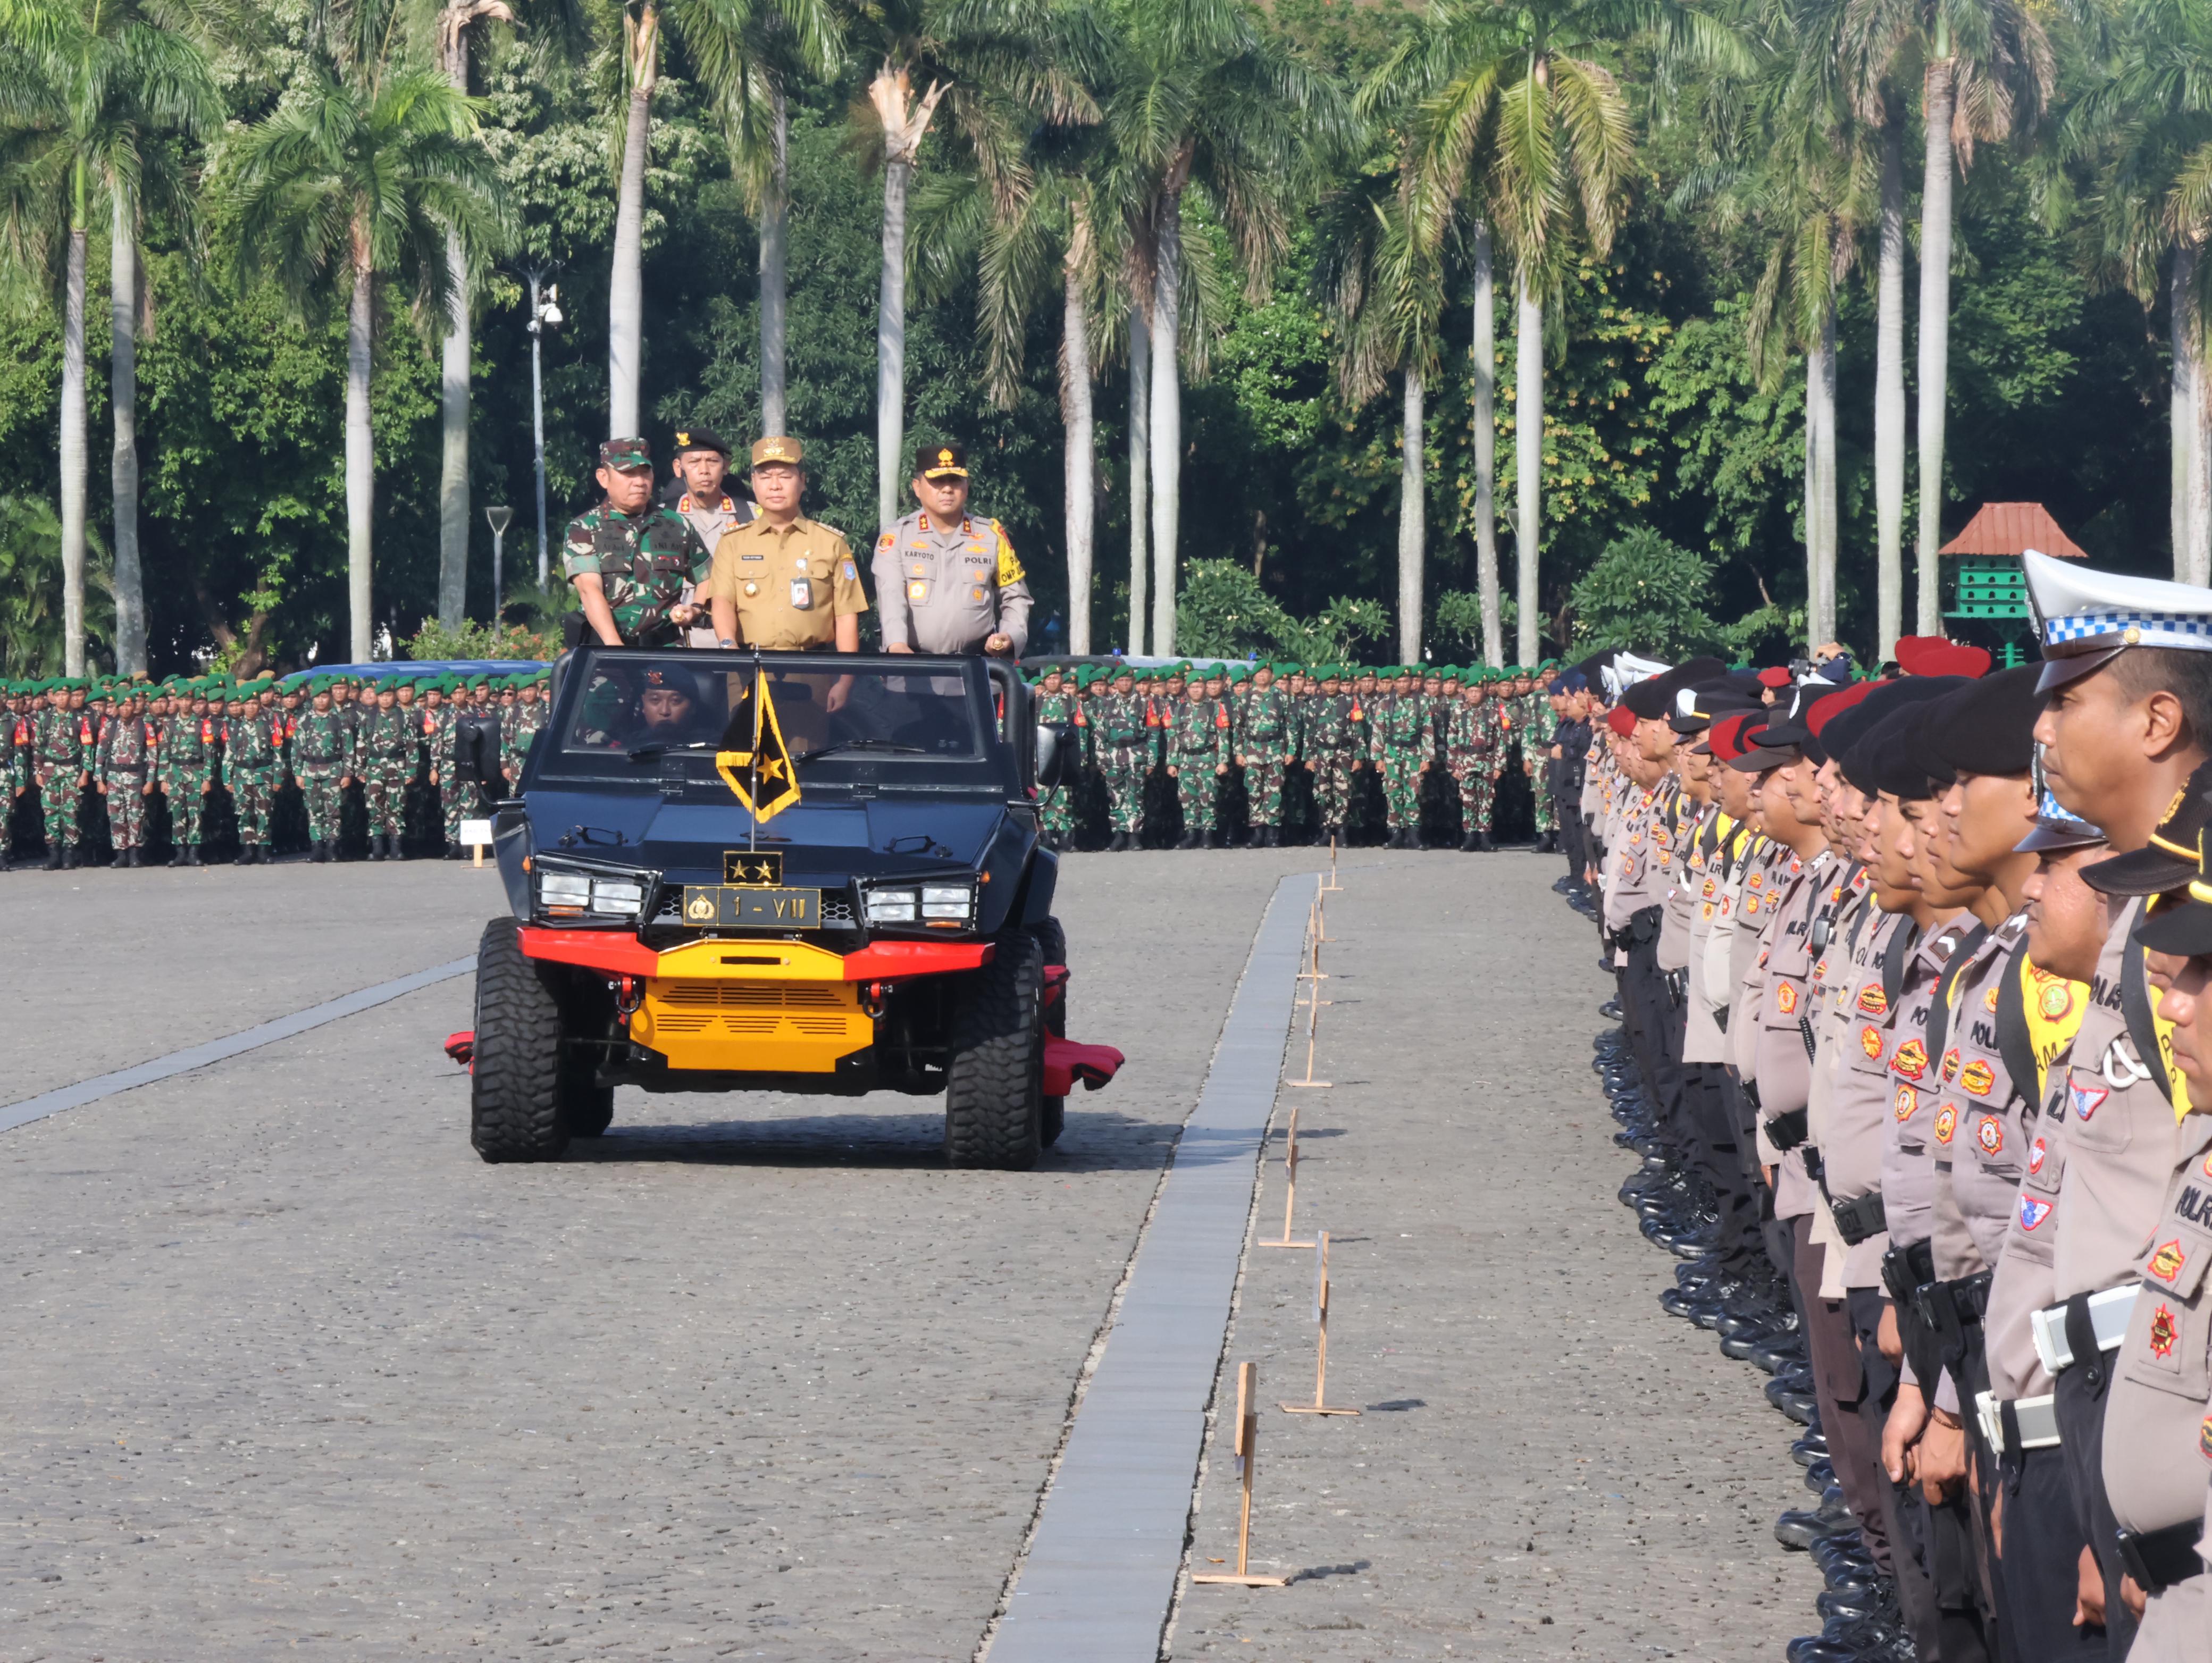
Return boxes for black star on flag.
[715,667,802,821]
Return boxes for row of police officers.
[1571,560,2212,1663]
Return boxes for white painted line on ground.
[0,957,476,1135]
[987,875,1306,1663]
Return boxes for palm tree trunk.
[608,7,659,439]
[1127,300,1149,656]
[1062,253,1094,655]
[2173,248,2203,583]
[1513,272,1543,666]
[1808,306,1839,646]
[110,200,145,676]
[1471,221,1501,668]
[878,150,910,533]
[347,252,376,663]
[1874,96,1906,657]
[439,232,471,626]
[1148,194,1182,656]
[1915,53,1955,634]
[60,219,88,677]
[760,92,789,437]
[1397,367,1425,662]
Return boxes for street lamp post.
[524,271,564,586]
[487,505,513,626]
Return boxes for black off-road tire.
[1029,918,1068,1146]
[470,917,573,1163]
[560,1069,615,1138]
[943,928,1045,1170]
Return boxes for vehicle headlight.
[865,879,977,930]
[536,864,652,923]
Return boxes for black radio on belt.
[1765,1107,1809,1150]
[1881,1239,1936,1304]
[2116,1518,2206,1597]
[1831,1192,1888,1246]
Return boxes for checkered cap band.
[2042,611,2212,649]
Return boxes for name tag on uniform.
[740,552,764,561]
[790,578,814,610]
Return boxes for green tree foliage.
[0,492,111,671]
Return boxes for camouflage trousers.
[1099,746,1148,833]
[1243,758,1288,827]
[362,761,410,837]
[38,765,83,844]
[1531,772,1556,833]
[1379,754,1425,827]
[162,771,211,842]
[1171,758,1218,832]
[1309,753,1356,828]
[1450,761,1495,833]
[232,767,278,844]
[1041,781,1076,837]
[441,779,481,845]
[104,774,151,846]
[299,765,345,843]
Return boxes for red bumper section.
[442,942,1125,1100]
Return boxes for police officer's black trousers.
[1851,1286,1950,1661]
[2052,1359,2138,1656]
[1995,1442,2109,1663]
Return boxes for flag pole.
[749,649,763,855]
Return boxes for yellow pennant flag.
[716,667,802,821]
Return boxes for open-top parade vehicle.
[454,646,1121,1169]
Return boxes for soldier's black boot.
[1536,830,1558,853]
[45,844,63,870]
[187,843,202,866]
[367,835,384,862]
[311,841,328,864]
[1476,830,1495,852]
[63,843,81,869]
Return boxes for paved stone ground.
[1,848,1818,1661]
[1166,853,1818,1661]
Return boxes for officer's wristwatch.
[718,637,736,648]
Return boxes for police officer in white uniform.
[873,442,1032,657]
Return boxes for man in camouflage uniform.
[226,688,281,863]
[565,436,711,649]
[1513,665,1561,849]
[500,675,546,786]
[4,683,34,869]
[1372,667,1432,849]
[1032,665,1079,850]
[292,681,348,862]
[1236,661,1296,847]
[1303,669,1355,844]
[355,682,416,860]
[158,684,218,866]
[33,682,94,869]
[1166,675,1227,848]
[1095,666,1149,850]
[96,688,156,866]
[1446,674,1502,851]
[433,676,485,855]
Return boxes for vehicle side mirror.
[454,712,504,785]
[1035,722,1074,789]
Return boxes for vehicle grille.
[653,887,684,922]
[820,896,856,928]
[653,981,856,1036]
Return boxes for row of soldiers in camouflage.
[2,669,547,869]
[1025,658,1567,851]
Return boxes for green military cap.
[1226,665,1250,683]
[599,435,652,471]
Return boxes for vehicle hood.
[522,789,1013,883]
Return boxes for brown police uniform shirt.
[699,516,869,650]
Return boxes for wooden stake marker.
[1280,1232,1360,1416]
[1320,834,1340,892]
[1192,1362,1290,1588]
[1285,922,1330,1089]
[1259,1098,1313,1249]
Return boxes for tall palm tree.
[1846,0,2050,629]
[434,0,514,629]
[1314,158,1448,663]
[605,0,839,440]
[1377,0,1744,664]
[1100,0,1344,657]
[231,0,510,661]
[0,0,227,676]
[2064,0,2212,585]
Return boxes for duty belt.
[2030,1284,2139,1376]
[1830,1192,1887,1246]
[1976,1390,2060,1454]
[1881,1239,1938,1306]
[2118,1517,2206,1596]
[1765,1107,1809,1151]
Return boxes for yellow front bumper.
[626,939,874,1074]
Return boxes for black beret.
[1925,663,2043,779]
[1623,656,1727,720]
[671,425,731,457]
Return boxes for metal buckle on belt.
[2029,1284,2140,1376]
[1983,1391,2060,1454]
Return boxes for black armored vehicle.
[459,647,1119,1169]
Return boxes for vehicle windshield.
[556,653,986,763]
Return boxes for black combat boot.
[311,841,328,864]
[63,844,80,869]
[188,843,202,866]
[367,835,384,861]
[1536,830,1558,853]
[1476,830,1495,852]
